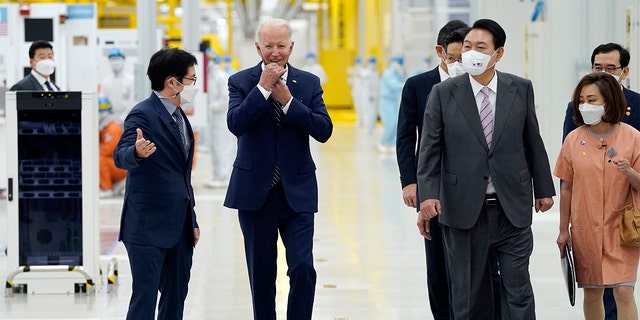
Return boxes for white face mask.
[600,71,622,84]
[174,80,199,104]
[446,61,465,77]
[461,50,497,76]
[35,59,56,76]
[109,57,125,73]
[579,103,605,125]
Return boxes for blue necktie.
[44,80,54,91]
[172,109,188,155]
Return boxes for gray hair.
[255,18,293,44]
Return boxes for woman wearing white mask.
[9,40,59,91]
[555,72,640,320]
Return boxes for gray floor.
[0,122,635,319]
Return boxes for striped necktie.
[270,98,283,188]
[172,108,188,155]
[479,87,494,190]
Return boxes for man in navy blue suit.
[224,18,333,320]
[114,47,200,320]
[562,43,640,320]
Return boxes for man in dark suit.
[561,42,640,320]
[224,18,333,320]
[417,19,556,319]
[396,20,468,320]
[114,47,200,320]
[10,40,60,91]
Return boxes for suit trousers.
[442,200,534,320]
[424,218,451,320]
[123,219,193,320]
[238,182,317,320]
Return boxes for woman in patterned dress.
[555,72,640,320]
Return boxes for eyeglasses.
[592,65,623,73]
[182,76,197,85]
[444,54,462,64]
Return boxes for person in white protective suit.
[360,55,380,135]
[204,54,236,188]
[99,47,135,127]
[301,51,328,86]
[348,56,365,126]
[378,55,406,153]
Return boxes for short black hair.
[437,20,468,46]
[591,43,631,68]
[147,47,198,91]
[443,27,470,52]
[29,40,53,59]
[471,19,506,49]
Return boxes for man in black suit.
[10,40,60,91]
[395,20,467,320]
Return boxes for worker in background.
[302,51,328,86]
[361,55,380,135]
[204,53,236,188]
[348,56,365,127]
[378,55,406,153]
[98,97,126,198]
[99,47,135,126]
[222,54,236,76]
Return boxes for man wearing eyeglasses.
[563,43,640,137]
[561,42,640,320]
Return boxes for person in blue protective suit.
[378,55,406,152]
[222,54,236,76]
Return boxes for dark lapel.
[450,76,488,150]
[492,71,517,151]
[151,94,186,158]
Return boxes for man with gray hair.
[224,18,333,319]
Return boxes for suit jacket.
[417,71,556,229]
[224,63,333,213]
[397,67,441,188]
[562,86,640,140]
[9,73,59,91]
[114,93,197,248]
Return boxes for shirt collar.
[30,70,50,87]
[153,91,180,115]
[438,64,449,81]
[468,71,498,96]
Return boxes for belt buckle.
[485,195,498,206]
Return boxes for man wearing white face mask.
[561,42,640,320]
[396,20,469,320]
[114,47,200,320]
[417,19,555,319]
[10,40,60,91]
[99,47,135,126]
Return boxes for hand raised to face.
[259,63,286,91]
